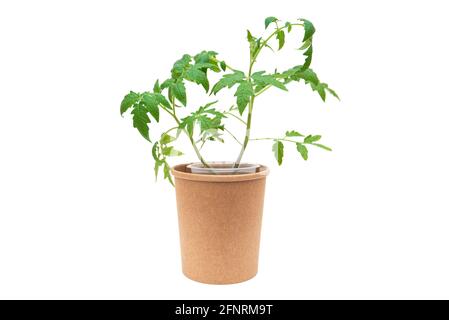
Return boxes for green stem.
[161,104,209,167]
[255,85,272,96]
[250,137,301,143]
[234,25,297,167]
[224,128,242,145]
[162,126,178,136]
[233,95,254,167]
[224,111,247,125]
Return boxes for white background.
[1,0,448,299]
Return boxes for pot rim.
[171,163,269,183]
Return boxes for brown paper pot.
[171,163,269,284]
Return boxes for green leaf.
[131,102,151,141]
[296,143,308,160]
[326,87,340,100]
[154,160,162,180]
[304,135,321,143]
[300,18,315,42]
[194,51,220,72]
[179,116,195,136]
[247,29,253,42]
[160,133,176,145]
[309,81,339,102]
[298,39,311,50]
[247,30,261,58]
[162,146,183,157]
[171,54,191,79]
[211,71,245,95]
[252,71,288,91]
[284,67,338,102]
[308,82,327,101]
[154,93,171,109]
[276,30,285,50]
[151,142,159,161]
[164,162,174,186]
[298,68,319,85]
[235,81,254,115]
[141,93,159,122]
[120,91,139,115]
[285,21,292,32]
[199,128,224,144]
[265,16,278,29]
[171,81,187,106]
[302,44,313,70]
[312,143,332,151]
[272,140,284,165]
[286,130,304,137]
[220,61,227,71]
[186,65,209,92]
[316,83,326,101]
[160,78,174,90]
[197,114,224,133]
[153,80,161,93]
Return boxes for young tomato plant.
[120,17,339,185]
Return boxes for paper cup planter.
[171,163,269,284]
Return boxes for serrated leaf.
[194,51,220,72]
[186,66,209,92]
[211,71,245,95]
[198,115,224,133]
[155,93,171,109]
[171,54,191,79]
[162,146,183,157]
[302,44,313,70]
[141,93,159,122]
[171,81,187,106]
[300,18,315,42]
[200,128,224,144]
[160,133,176,145]
[235,81,254,115]
[286,130,304,137]
[276,30,285,50]
[296,143,308,160]
[298,39,311,50]
[160,78,174,90]
[131,103,151,141]
[163,161,174,186]
[265,16,278,29]
[312,143,332,151]
[272,140,284,165]
[179,116,195,136]
[316,83,326,101]
[120,91,139,115]
[304,135,321,143]
[154,159,163,180]
[325,86,340,100]
[299,69,319,85]
[153,80,161,93]
[220,61,226,71]
[252,72,288,91]
[308,82,327,101]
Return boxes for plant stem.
[255,85,272,96]
[224,111,247,125]
[224,128,242,145]
[233,94,254,167]
[161,104,209,167]
[250,137,300,143]
[232,23,305,167]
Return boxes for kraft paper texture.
[172,164,269,284]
